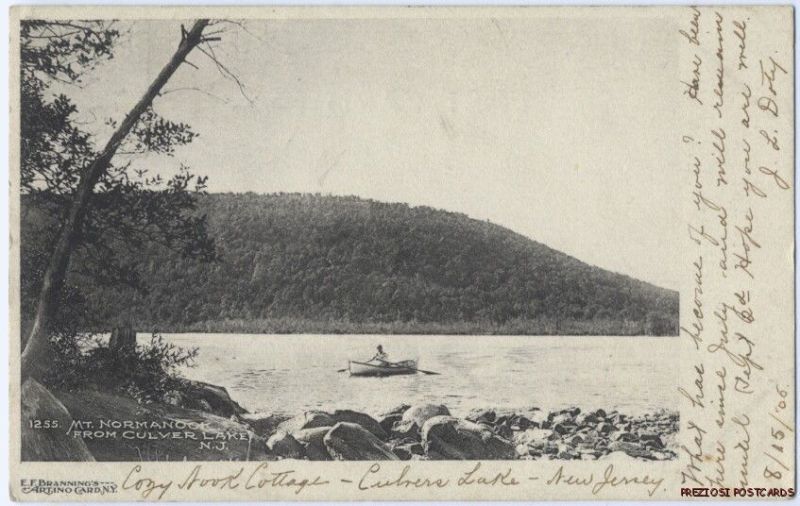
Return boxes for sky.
[61,15,680,290]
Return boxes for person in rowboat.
[371,345,389,365]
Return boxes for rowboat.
[348,359,418,377]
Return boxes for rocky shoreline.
[252,404,678,461]
[23,378,678,462]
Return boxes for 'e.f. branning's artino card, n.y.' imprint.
[8,5,795,501]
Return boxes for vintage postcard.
[8,5,795,501]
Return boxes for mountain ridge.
[23,192,679,335]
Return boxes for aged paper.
[8,5,794,501]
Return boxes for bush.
[43,333,198,404]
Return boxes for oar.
[402,365,440,375]
[387,362,440,375]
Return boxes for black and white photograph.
[11,7,794,500]
[16,14,685,465]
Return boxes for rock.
[565,434,585,445]
[596,422,614,435]
[324,422,398,461]
[179,380,247,418]
[393,446,413,460]
[56,387,270,461]
[241,413,290,438]
[469,409,496,424]
[610,431,637,442]
[331,410,387,440]
[608,441,651,459]
[594,409,607,419]
[513,428,553,446]
[651,450,675,461]
[162,390,183,407]
[543,441,559,455]
[550,413,575,427]
[293,427,332,461]
[495,424,513,440]
[510,415,532,430]
[528,410,548,426]
[552,422,577,436]
[22,379,95,462]
[640,434,665,449]
[278,411,336,434]
[381,404,411,417]
[379,413,403,435]
[391,442,424,461]
[393,404,450,434]
[266,432,305,459]
[421,416,516,460]
[556,447,580,460]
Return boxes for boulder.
[393,446,413,460]
[608,441,651,459]
[391,442,424,461]
[331,410,387,440]
[552,422,577,436]
[542,441,559,455]
[421,416,516,460]
[596,422,614,435]
[266,432,305,459]
[293,427,332,461]
[640,434,665,449]
[610,431,637,442]
[510,415,533,431]
[381,404,411,417]
[495,424,513,440]
[241,413,291,438]
[324,422,398,461]
[550,413,574,426]
[467,409,496,424]
[379,413,403,435]
[278,411,336,434]
[22,379,95,462]
[565,434,585,445]
[394,404,450,434]
[179,380,248,418]
[556,446,580,460]
[55,388,270,461]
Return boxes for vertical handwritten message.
[678,5,794,495]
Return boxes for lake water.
[145,334,678,418]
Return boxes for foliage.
[24,193,679,336]
[20,20,214,298]
[43,334,199,404]
[19,20,213,395]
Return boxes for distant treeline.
[22,193,679,336]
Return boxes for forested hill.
[33,193,679,335]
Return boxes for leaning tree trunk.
[21,20,210,381]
